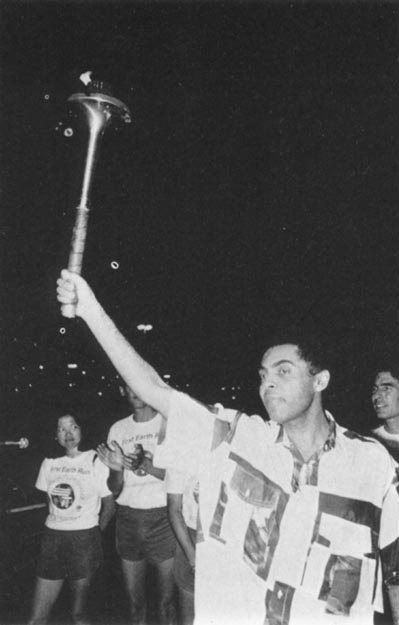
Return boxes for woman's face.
[56,415,82,450]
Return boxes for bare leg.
[28,577,64,625]
[151,557,176,625]
[121,558,147,625]
[70,576,93,624]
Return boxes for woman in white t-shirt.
[28,414,114,625]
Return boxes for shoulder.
[338,423,394,464]
[108,415,132,433]
[233,412,276,444]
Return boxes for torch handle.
[61,206,89,318]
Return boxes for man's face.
[372,372,399,421]
[259,344,321,425]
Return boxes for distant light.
[39,365,44,370]
[221,387,226,391]
[28,384,32,388]
[60,328,66,335]
[82,370,86,375]
[21,366,26,371]
[232,396,236,400]
[14,387,19,393]
[98,391,103,396]
[137,324,153,334]
[64,128,73,137]
[101,375,105,380]
[44,94,50,100]
[67,363,78,369]
[111,261,119,270]
[68,383,74,387]
[163,374,171,379]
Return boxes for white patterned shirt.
[154,391,399,625]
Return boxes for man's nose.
[261,377,276,389]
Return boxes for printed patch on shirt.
[265,581,295,625]
[50,482,75,510]
[209,481,228,544]
[319,554,362,616]
[209,452,289,580]
[318,492,381,535]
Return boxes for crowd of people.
[18,267,399,625]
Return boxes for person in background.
[28,414,114,625]
[371,364,399,625]
[97,384,176,625]
[371,364,399,462]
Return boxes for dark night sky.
[1,0,399,458]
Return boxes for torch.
[61,72,131,318]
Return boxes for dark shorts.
[173,527,196,593]
[37,526,103,581]
[116,505,176,564]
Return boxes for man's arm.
[141,452,165,481]
[167,493,195,571]
[99,495,115,531]
[56,270,172,416]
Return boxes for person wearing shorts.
[28,414,114,625]
[98,384,176,625]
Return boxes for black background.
[2,0,399,456]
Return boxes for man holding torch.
[57,269,399,625]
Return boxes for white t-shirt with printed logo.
[36,449,111,531]
[107,413,166,509]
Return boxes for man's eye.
[279,368,290,375]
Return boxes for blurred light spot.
[80,71,92,86]
[60,328,66,334]
[14,388,19,393]
[98,391,103,396]
[111,261,119,270]
[44,94,50,100]
[82,370,86,375]
[64,127,73,137]
[21,366,26,371]
[137,324,153,333]
[28,384,32,388]
[67,363,78,369]
[163,374,171,379]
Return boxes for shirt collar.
[274,410,337,452]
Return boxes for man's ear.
[314,369,330,392]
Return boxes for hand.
[97,441,126,472]
[125,444,145,471]
[56,269,97,319]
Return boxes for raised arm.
[56,269,172,417]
